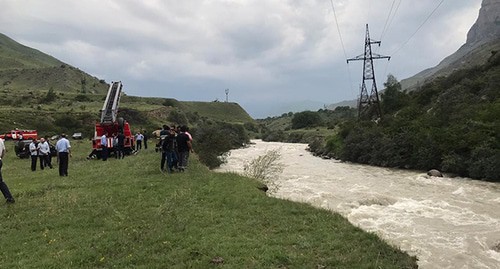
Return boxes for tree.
[291,111,322,129]
[41,88,57,104]
[381,74,409,114]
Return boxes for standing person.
[116,131,125,159]
[44,136,54,169]
[55,134,71,177]
[160,127,177,173]
[38,137,53,169]
[159,125,169,137]
[176,125,193,171]
[135,132,143,151]
[101,132,108,161]
[0,138,15,203]
[143,130,148,150]
[29,138,38,171]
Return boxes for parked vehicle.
[90,81,134,159]
[72,133,83,140]
[0,129,38,140]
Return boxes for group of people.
[98,130,148,161]
[100,131,126,161]
[1,133,72,203]
[29,137,54,171]
[2,125,194,203]
[159,125,193,173]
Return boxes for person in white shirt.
[55,134,71,177]
[135,132,144,151]
[38,137,52,169]
[0,138,15,203]
[29,138,39,171]
[101,133,108,161]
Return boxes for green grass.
[0,140,417,268]
[179,101,254,124]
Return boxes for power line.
[379,0,397,41]
[391,0,446,56]
[380,0,402,42]
[329,0,348,60]
[328,0,356,98]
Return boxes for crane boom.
[100,81,122,124]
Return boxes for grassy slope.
[0,140,417,268]
[0,33,62,70]
[0,33,255,135]
[179,101,254,124]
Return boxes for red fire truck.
[90,81,134,158]
[0,129,38,140]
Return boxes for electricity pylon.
[347,24,390,120]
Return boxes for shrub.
[167,110,188,125]
[243,149,283,193]
[193,121,249,169]
[291,111,322,129]
[74,94,91,102]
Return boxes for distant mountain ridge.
[0,33,63,70]
[400,0,500,90]
[0,32,254,134]
[328,0,500,109]
[0,33,109,94]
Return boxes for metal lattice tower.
[347,24,390,119]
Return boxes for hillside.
[265,52,500,181]
[0,33,62,70]
[329,0,500,108]
[0,33,254,137]
[401,0,500,90]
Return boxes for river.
[215,140,500,269]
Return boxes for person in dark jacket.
[160,127,177,173]
[0,138,15,203]
[116,132,125,159]
[176,125,193,171]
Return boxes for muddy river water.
[216,140,500,269]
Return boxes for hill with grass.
[0,33,254,138]
[260,53,500,181]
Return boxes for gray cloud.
[0,0,482,118]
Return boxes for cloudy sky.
[0,0,482,118]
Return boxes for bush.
[74,94,91,102]
[193,121,249,169]
[167,110,188,125]
[243,149,283,193]
[291,111,322,129]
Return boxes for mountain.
[328,0,500,108]
[0,33,254,135]
[400,0,500,90]
[0,33,109,94]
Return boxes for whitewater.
[216,140,500,269]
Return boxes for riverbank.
[0,140,417,268]
[217,140,500,268]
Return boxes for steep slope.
[0,33,255,136]
[0,33,108,94]
[401,0,500,90]
[0,33,62,70]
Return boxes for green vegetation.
[0,33,254,140]
[260,52,500,181]
[0,140,417,268]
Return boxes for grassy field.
[0,139,417,268]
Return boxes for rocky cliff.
[401,0,500,90]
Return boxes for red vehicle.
[90,81,135,158]
[0,129,38,140]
